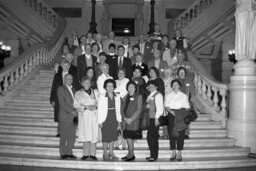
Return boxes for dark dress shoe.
[56,134,60,137]
[60,155,68,159]
[145,157,150,160]
[125,156,135,161]
[81,155,89,160]
[177,157,182,162]
[67,154,77,159]
[170,154,176,161]
[184,135,189,139]
[121,156,128,160]
[148,157,157,162]
[90,156,98,160]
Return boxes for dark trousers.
[59,119,76,155]
[146,118,159,159]
[167,113,185,150]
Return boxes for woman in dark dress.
[121,81,143,161]
[98,79,122,160]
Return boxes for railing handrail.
[187,50,228,90]
[0,16,66,79]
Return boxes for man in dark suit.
[57,74,77,160]
[50,60,78,137]
[76,43,97,82]
[72,35,86,66]
[112,45,132,79]
[148,49,168,78]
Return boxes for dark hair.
[132,44,140,50]
[171,79,181,87]
[118,67,126,76]
[135,52,144,59]
[117,45,125,50]
[91,42,100,52]
[147,80,158,88]
[109,43,116,50]
[85,67,94,78]
[177,66,187,77]
[133,65,142,73]
[148,67,160,78]
[79,35,87,43]
[104,79,116,89]
[126,80,137,92]
[62,43,70,52]
[163,34,169,39]
[99,52,107,57]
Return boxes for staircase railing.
[22,0,58,29]
[0,16,66,98]
[175,0,216,30]
[187,50,228,128]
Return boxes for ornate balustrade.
[187,50,228,128]
[23,0,58,29]
[175,0,216,30]
[0,16,66,98]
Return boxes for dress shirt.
[123,44,129,57]
[81,45,85,54]
[154,59,160,69]
[118,56,124,67]
[62,71,69,83]
[147,90,164,119]
[165,91,190,109]
[66,84,74,99]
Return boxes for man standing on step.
[57,74,77,160]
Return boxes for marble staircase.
[0,67,256,170]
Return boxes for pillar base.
[228,59,256,153]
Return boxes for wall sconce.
[0,41,11,69]
[228,49,236,64]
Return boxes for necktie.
[119,57,122,67]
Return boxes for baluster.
[19,64,24,81]
[194,74,198,90]
[220,89,227,117]
[24,61,29,77]
[9,72,15,90]
[197,76,202,95]
[190,9,194,21]
[202,80,207,99]
[14,68,20,85]
[207,84,213,105]
[2,76,9,95]
[28,57,33,73]
[37,50,40,66]
[212,87,219,111]
[194,5,198,18]
[33,54,37,68]
[180,17,184,29]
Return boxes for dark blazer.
[122,94,143,131]
[132,63,148,77]
[108,55,132,80]
[148,60,168,78]
[76,54,97,82]
[50,71,78,122]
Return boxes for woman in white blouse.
[165,79,190,162]
[97,63,113,95]
[114,68,130,99]
[73,76,100,160]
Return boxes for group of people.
[50,23,200,162]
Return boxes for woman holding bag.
[165,79,190,161]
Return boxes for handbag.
[158,115,168,126]
[140,109,150,130]
[184,103,198,125]
[73,116,78,125]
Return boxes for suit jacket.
[73,46,84,66]
[57,85,76,123]
[148,59,168,78]
[50,70,78,122]
[110,56,132,79]
[77,54,97,82]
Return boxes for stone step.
[1,155,255,170]
[11,98,50,104]
[5,102,52,108]
[14,94,50,100]
[0,125,227,138]
[24,82,52,87]
[4,104,53,111]
[16,89,51,95]
[0,134,236,148]
[22,86,51,92]
[0,111,53,118]
[0,145,249,159]
[0,109,53,115]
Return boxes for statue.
[235,0,256,60]
[101,9,109,35]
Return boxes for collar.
[136,62,142,66]
[85,53,91,58]
[109,53,116,56]
[105,92,117,97]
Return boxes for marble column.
[148,0,155,34]
[101,3,110,35]
[88,0,97,34]
[227,0,256,153]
